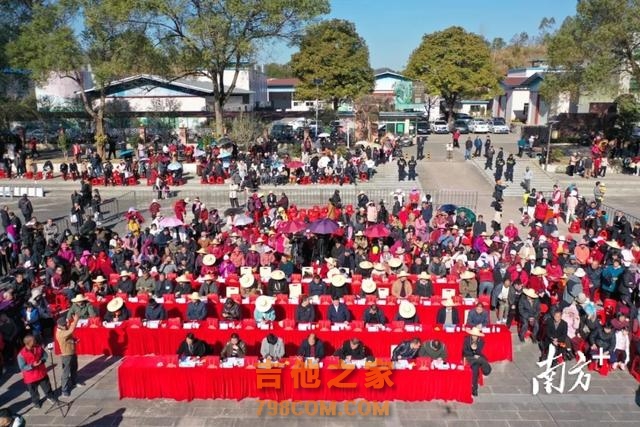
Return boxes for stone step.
[470,157,557,196]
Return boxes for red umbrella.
[286,161,305,169]
[278,220,307,234]
[364,223,390,239]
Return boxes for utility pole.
[313,78,323,137]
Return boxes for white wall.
[36,71,93,109]
[374,76,406,93]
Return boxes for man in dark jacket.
[18,194,33,222]
[295,296,315,323]
[176,333,207,358]
[327,296,350,323]
[145,299,167,320]
[334,338,367,360]
[518,289,541,343]
[589,322,616,361]
[297,333,325,360]
[436,303,460,325]
[543,309,568,359]
[363,304,386,325]
[391,338,421,361]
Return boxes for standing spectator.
[17,335,59,408]
[463,327,492,396]
[452,129,461,148]
[505,154,516,182]
[484,145,494,170]
[17,194,33,222]
[522,167,532,193]
[464,136,473,160]
[56,315,81,397]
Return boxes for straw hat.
[270,270,286,281]
[395,248,406,255]
[398,271,410,278]
[330,275,346,288]
[574,268,586,278]
[196,248,207,254]
[255,295,273,312]
[361,279,377,294]
[327,268,342,279]
[442,298,456,307]
[199,274,215,282]
[240,274,255,288]
[373,263,385,272]
[249,245,259,252]
[118,270,129,278]
[203,254,217,266]
[483,238,493,247]
[388,258,403,268]
[107,297,125,312]
[188,292,201,300]
[460,271,476,280]
[523,288,539,299]
[467,327,485,337]
[71,294,88,303]
[93,275,106,283]
[355,231,364,237]
[606,240,621,250]
[176,275,191,283]
[418,272,430,280]
[398,301,417,319]
[359,261,373,270]
[532,266,547,276]
[324,257,337,266]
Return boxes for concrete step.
[470,157,557,196]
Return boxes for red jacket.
[19,345,48,384]
[149,202,161,216]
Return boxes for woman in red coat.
[534,200,549,223]
[173,198,187,222]
[149,199,161,220]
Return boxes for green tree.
[264,63,294,78]
[226,113,264,151]
[544,0,640,99]
[138,0,329,136]
[57,130,70,160]
[291,19,374,111]
[614,93,640,141]
[8,0,162,155]
[405,26,500,121]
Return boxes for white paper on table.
[444,326,456,333]
[463,298,475,306]
[258,323,270,330]
[103,322,121,329]
[310,295,320,305]
[146,320,160,329]
[482,327,491,333]
[377,300,387,306]
[330,325,340,331]
[219,322,229,330]
[351,359,366,369]
[129,297,139,303]
[77,319,89,327]
[156,297,164,304]
[298,323,311,331]
[423,300,432,306]
[405,325,416,332]
[367,326,378,332]
[394,360,411,370]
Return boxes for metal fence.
[600,203,640,226]
[51,190,139,232]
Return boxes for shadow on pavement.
[79,407,125,426]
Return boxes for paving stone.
[516,411,553,421]
[175,417,209,427]
[445,421,479,427]
[550,411,586,421]
[506,422,542,427]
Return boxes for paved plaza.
[1,134,640,426]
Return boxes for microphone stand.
[44,343,71,417]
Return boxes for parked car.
[451,120,470,134]
[487,118,509,134]
[271,123,295,142]
[430,120,449,134]
[416,121,430,135]
[469,119,489,133]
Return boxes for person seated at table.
[391,271,413,298]
[239,274,261,297]
[145,298,166,321]
[391,338,421,361]
[518,288,540,343]
[266,270,289,296]
[327,295,350,323]
[103,297,130,322]
[414,272,433,297]
[358,260,374,277]
[463,327,492,396]
[254,295,276,323]
[466,302,490,328]
[360,279,379,298]
[66,294,97,320]
[136,268,156,295]
[221,298,242,321]
[427,256,447,278]
[328,274,349,299]
[221,333,247,359]
[92,275,113,298]
[117,270,136,297]
[176,333,207,358]
[308,274,326,297]
[363,304,386,325]
[198,274,218,296]
[334,338,367,361]
[395,301,420,324]
[297,333,325,360]
[436,299,460,326]
[459,270,478,298]
[260,333,285,361]
[419,339,448,362]
[174,275,193,297]
[154,272,174,297]
[295,295,315,323]
[186,292,207,321]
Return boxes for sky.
[258,0,578,70]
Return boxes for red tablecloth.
[64,323,512,363]
[118,356,473,403]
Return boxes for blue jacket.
[186,301,207,321]
[327,303,351,323]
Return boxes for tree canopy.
[404,26,500,118]
[8,0,162,146]
[544,0,640,98]
[291,19,374,110]
[138,0,330,135]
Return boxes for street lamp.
[313,78,323,136]
[544,120,559,171]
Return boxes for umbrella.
[308,218,339,235]
[233,214,254,226]
[118,149,134,158]
[456,207,476,224]
[318,132,330,138]
[217,152,232,159]
[158,216,183,228]
[167,161,182,171]
[224,207,245,216]
[364,223,390,239]
[317,156,331,168]
[218,138,234,147]
[194,148,206,157]
[278,220,307,234]
[286,161,305,169]
[438,204,458,215]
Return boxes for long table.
[118,356,473,403]
[60,323,512,363]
